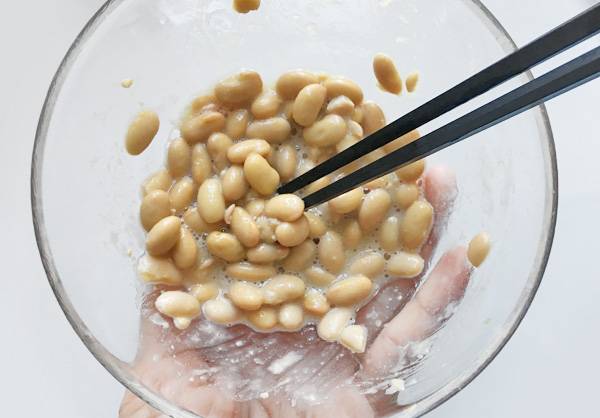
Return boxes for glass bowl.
[31,0,557,416]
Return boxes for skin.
[120,166,472,418]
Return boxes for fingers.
[362,247,471,378]
[420,165,457,261]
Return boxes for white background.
[1,0,599,417]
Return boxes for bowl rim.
[30,0,558,416]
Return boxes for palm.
[120,167,471,418]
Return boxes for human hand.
[120,166,472,418]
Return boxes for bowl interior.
[33,0,556,416]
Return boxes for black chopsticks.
[303,45,600,208]
[278,3,600,203]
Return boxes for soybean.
[206,231,245,262]
[125,110,160,155]
[276,70,319,100]
[246,117,291,144]
[264,194,305,222]
[275,215,310,247]
[318,231,345,274]
[400,200,433,250]
[214,70,263,107]
[140,190,171,231]
[230,207,260,247]
[221,165,249,202]
[282,239,316,271]
[225,109,249,140]
[251,89,282,119]
[181,111,225,144]
[229,281,263,311]
[373,53,402,94]
[292,83,327,126]
[273,144,297,182]
[358,188,392,233]
[263,275,306,305]
[227,139,271,164]
[146,216,181,256]
[303,114,347,147]
[387,252,424,278]
[468,232,491,267]
[349,252,385,278]
[197,178,226,223]
[226,262,276,281]
[172,226,198,269]
[169,176,195,213]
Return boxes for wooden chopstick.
[302,45,600,208]
[278,3,600,195]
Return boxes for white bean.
[468,232,491,267]
[229,281,264,311]
[358,188,391,233]
[328,187,364,214]
[278,302,304,330]
[169,176,195,213]
[273,144,297,182]
[317,308,353,342]
[246,243,289,264]
[146,216,181,256]
[206,231,245,262]
[227,139,272,164]
[244,153,280,196]
[387,252,424,278]
[191,144,212,184]
[206,132,233,171]
[326,274,373,306]
[172,226,198,269]
[155,291,200,319]
[292,83,327,127]
[204,297,239,324]
[276,70,319,100]
[303,289,331,315]
[125,110,160,155]
[226,262,277,281]
[275,215,310,247]
[140,190,171,231]
[143,169,173,195]
[230,207,260,247]
[251,89,282,119]
[246,306,277,330]
[263,275,306,305]
[197,178,225,223]
[282,239,316,271]
[264,194,305,222]
[324,78,363,104]
[379,216,400,251]
[373,53,402,94]
[221,165,249,202]
[137,255,182,286]
[349,252,385,278]
[246,117,291,144]
[342,220,362,250]
[304,266,335,287]
[225,109,249,140]
[181,111,225,144]
[303,114,347,147]
[339,325,367,353]
[400,200,433,250]
[318,231,345,274]
[214,70,263,107]
[326,95,354,117]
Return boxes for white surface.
[1,1,598,417]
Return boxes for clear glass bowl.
[31,0,557,416]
